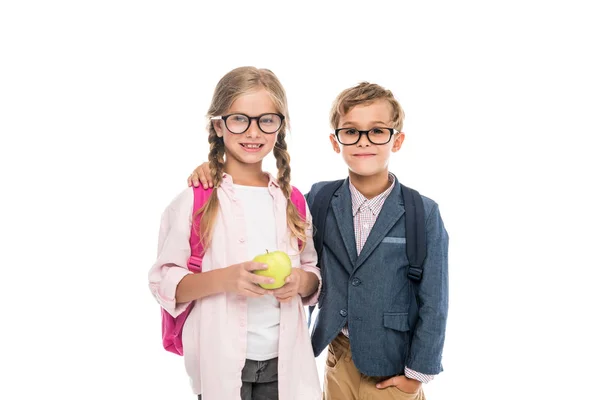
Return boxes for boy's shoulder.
[305,179,347,206]
[399,183,440,218]
[308,179,346,193]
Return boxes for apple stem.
[266,249,269,254]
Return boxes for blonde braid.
[194,130,225,249]
[273,131,308,251]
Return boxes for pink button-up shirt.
[149,173,322,399]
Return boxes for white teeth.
[243,144,261,148]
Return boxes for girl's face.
[213,88,280,169]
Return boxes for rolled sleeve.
[404,367,435,383]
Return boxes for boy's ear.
[213,119,224,137]
[329,134,341,153]
[391,132,405,152]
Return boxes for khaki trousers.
[323,334,426,400]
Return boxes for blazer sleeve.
[406,200,449,375]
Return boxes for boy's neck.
[224,160,269,187]
[348,169,392,199]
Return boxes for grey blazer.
[306,177,449,376]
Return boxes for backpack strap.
[401,184,426,282]
[188,186,213,273]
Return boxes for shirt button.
[351,278,361,286]
[363,223,369,229]
[340,309,348,317]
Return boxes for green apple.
[252,250,292,289]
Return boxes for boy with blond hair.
[189,82,449,400]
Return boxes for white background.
[1,1,599,399]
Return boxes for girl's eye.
[231,115,248,122]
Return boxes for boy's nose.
[356,132,371,147]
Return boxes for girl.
[148,67,322,400]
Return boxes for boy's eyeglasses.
[210,113,284,134]
[334,127,398,145]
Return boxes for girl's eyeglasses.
[211,113,284,134]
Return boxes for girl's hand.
[271,269,305,303]
[188,162,213,188]
[221,262,274,297]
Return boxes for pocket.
[325,340,346,370]
[383,312,410,332]
[382,236,406,244]
[391,386,420,399]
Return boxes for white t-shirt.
[234,184,280,361]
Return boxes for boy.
[188,82,449,400]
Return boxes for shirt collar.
[349,174,396,217]
[220,172,280,193]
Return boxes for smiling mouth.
[353,154,375,157]
[240,144,264,149]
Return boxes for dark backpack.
[307,179,427,325]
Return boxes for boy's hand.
[187,162,213,188]
[376,375,421,394]
[221,261,274,297]
[271,269,304,303]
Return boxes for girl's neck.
[348,169,391,199]
[224,160,269,187]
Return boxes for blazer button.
[351,278,361,286]
[339,309,348,317]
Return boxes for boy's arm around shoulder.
[148,188,195,317]
[406,195,450,375]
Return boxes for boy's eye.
[345,128,358,135]
[260,116,274,124]
[371,128,385,135]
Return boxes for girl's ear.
[329,134,341,153]
[213,119,225,137]
[391,132,405,152]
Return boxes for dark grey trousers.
[198,357,278,400]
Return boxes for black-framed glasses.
[210,113,284,134]
[334,127,398,145]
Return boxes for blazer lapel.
[354,182,405,271]
[330,180,358,269]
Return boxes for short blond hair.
[329,82,405,131]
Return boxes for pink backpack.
[161,185,308,355]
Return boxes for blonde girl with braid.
[148,66,322,400]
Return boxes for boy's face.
[329,99,404,178]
